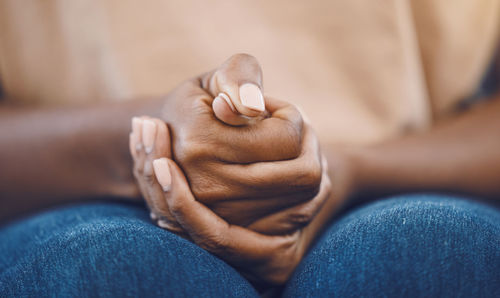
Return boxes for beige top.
[0,0,498,145]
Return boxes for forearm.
[0,97,161,222]
[341,94,500,203]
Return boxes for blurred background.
[0,0,498,144]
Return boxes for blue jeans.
[1,194,499,297]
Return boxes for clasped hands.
[129,54,336,285]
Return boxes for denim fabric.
[1,195,499,297]
[0,202,258,297]
[284,195,500,298]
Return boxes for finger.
[210,53,265,116]
[248,162,331,235]
[202,53,266,125]
[174,80,304,162]
[140,118,183,232]
[211,95,264,126]
[206,96,304,163]
[206,191,316,228]
[201,123,321,202]
[152,157,291,261]
[131,116,182,231]
[130,117,155,210]
[129,117,143,159]
[208,154,327,229]
[129,116,158,222]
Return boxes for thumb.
[207,53,266,125]
[151,157,279,258]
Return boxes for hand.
[148,155,340,286]
[129,116,183,231]
[131,54,325,231]
[130,118,357,284]
[130,116,330,235]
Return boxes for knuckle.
[284,121,302,158]
[270,104,305,159]
[167,186,196,216]
[167,194,184,216]
[174,139,205,164]
[174,129,216,165]
[288,208,314,228]
[134,164,156,186]
[140,163,156,185]
[295,160,322,194]
[278,105,305,159]
[190,177,230,204]
[134,163,144,176]
[164,186,185,212]
[288,105,305,132]
[197,232,226,253]
[229,53,258,65]
[142,171,155,185]
[223,53,262,82]
[155,205,175,220]
[132,168,141,180]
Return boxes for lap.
[0,202,258,297]
[285,194,500,297]
[2,195,499,297]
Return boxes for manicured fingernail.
[157,220,170,229]
[142,119,156,154]
[129,133,137,157]
[153,158,171,192]
[217,93,236,112]
[239,83,265,112]
[132,117,143,150]
[150,212,158,220]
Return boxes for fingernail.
[157,220,170,229]
[142,119,156,154]
[132,117,143,150]
[150,212,158,220]
[129,133,138,157]
[153,158,171,192]
[239,83,265,112]
[217,93,236,112]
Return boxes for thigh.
[0,202,258,298]
[284,194,500,298]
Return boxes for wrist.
[322,143,378,207]
[342,144,406,204]
[322,144,358,203]
[83,97,164,201]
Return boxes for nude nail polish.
[142,119,156,154]
[239,83,265,112]
[157,220,170,229]
[129,133,138,157]
[153,158,171,192]
[217,93,236,112]
[132,117,143,150]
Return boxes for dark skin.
[0,54,325,230]
[0,98,157,222]
[1,51,499,284]
[131,52,500,285]
[348,94,500,203]
[130,55,328,235]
